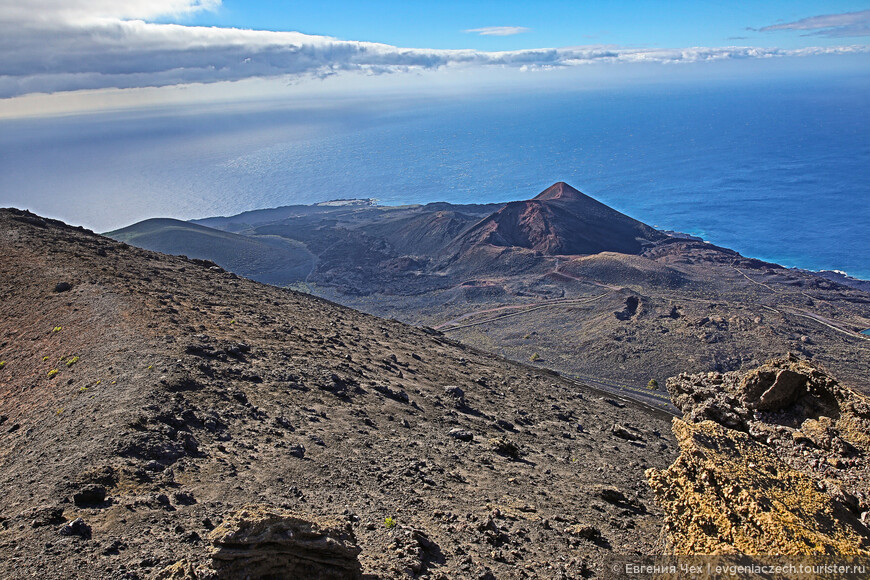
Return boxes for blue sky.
[0,0,868,116]
[181,1,870,49]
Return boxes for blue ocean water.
[1,76,868,278]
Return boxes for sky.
[0,0,869,116]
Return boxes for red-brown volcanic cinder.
[449,182,667,259]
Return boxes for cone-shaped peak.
[532,182,586,202]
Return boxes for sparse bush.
[489,437,522,459]
[66,356,79,367]
[529,352,540,362]
[0,361,5,369]
[52,326,62,333]
[647,379,659,390]
[384,516,397,529]
[47,369,59,379]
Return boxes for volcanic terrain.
[110,183,870,403]
[1,208,677,579]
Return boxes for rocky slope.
[107,218,315,286]
[648,355,870,556]
[0,209,677,579]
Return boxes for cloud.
[0,0,220,22]
[760,9,870,37]
[0,2,867,99]
[465,26,530,36]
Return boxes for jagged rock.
[28,506,65,528]
[373,384,410,403]
[611,423,641,441]
[448,428,474,442]
[444,386,467,409]
[651,356,870,556]
[59,518,91,538]
[595,486,628,505]
[647,419,870,555]
[208,506,362,579]
[73,484,106,507]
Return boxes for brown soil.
[0,209,677,579]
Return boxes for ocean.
[1,75,868,278]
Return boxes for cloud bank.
[0,0,867,99]
[465,26,530,36]
[760,9,870,37]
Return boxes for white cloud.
[465,26,530,36]
[0,0,220,22]
[0,2,867,99]
[760,9,870,37]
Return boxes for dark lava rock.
[59,518,91,538]
[373,384,410,403]
[289,444,306,459]
[611,423,642,442]
[73,485,107,507]
[30,506,65,528]
[172,491,196,506]
[54,282,72,292]
[448,428,474,442]
[444,385,467,409]
[596,486,628,505]
[156,506,362,580]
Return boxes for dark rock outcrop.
[158,507,362,579]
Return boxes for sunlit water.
[1,76,867,278]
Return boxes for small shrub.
[0,361,5,369]
[384,516,397,529]
[647,379,659,390]
[52,326,62,333]
[79,386,88,393]
[529,352,540,362]
[489,437,522,459]
[47,369,59,379]
[66,356,79,367]
[56,408,64,415]
[42,356,49,361]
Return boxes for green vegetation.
[47,369,59,379]
[529,352,540,362]
[66,356,79,367]
[384,516,397,529]
[647,379,659,390]
[52,326,62,333]
[0,361,5,369]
